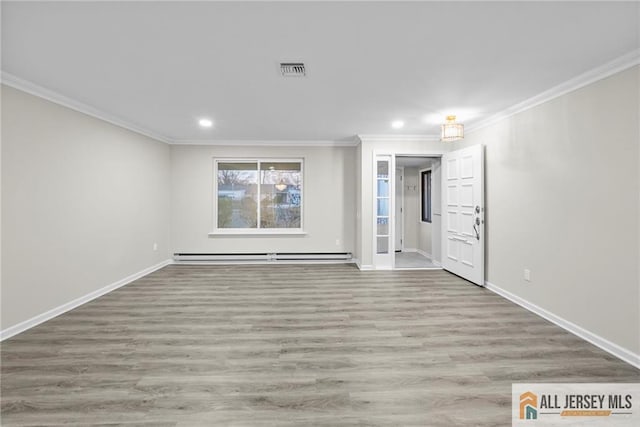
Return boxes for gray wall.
[402,167,419,250]
[455,66,640,354]
[402,165,432,255]
[170,144,356,255]
[1,85,171,330]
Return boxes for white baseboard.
[358,264,374,271]
[175,260,355,266]
[0,259,173,341]
[415,249,432,259]
[485,281,640,370]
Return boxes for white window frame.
[210,158,305,235]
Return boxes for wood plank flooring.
[1,264,638,426]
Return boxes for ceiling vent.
[280,63,306,77]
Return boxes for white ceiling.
[2,1,638,142]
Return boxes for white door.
[441,145,484,286]
[395,168,403,252]
[374,155,393,269]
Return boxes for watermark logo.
[513,383,639,426]
[520,391,538,420]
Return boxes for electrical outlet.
[524,269,531,282]
[153,243,158,251]
[336,239,341,246]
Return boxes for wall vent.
[280,63,306,77]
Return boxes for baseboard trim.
[358,264,374,271]
[411,249,441,266]
[415,249,432,259]
[0,259,173,341]
[484,281,640,370]
[174,260,356,266]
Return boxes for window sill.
[209,230,308,237]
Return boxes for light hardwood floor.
[1,265,638,426]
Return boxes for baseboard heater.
[173,252,353,263]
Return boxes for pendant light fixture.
[441,115,464,142]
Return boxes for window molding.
[208,230,308,237]
[212,158,304,234]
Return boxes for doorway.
[394,156,442,269]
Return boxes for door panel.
[460,212,474,236]
[447,211,458,232]
[447,238,458,261]
[461,155,474,178]
[442,145,484,286]
[461,241,474,266]
[460,184,473,207]
[447,158,458,179]
[447,185,458,205]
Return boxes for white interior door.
[395,168,403,252]
[441,145,484,285]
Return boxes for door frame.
[372,151,447,270]
[395,166,404,253]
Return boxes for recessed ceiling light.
[198,118,213,128]
[391,120,404,129]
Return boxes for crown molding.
[357,134,440,143]
[1,71,173,144]
[170,139,359,147]
[466,49,640,134]
[5,48,637,147]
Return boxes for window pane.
[260,162,302,228]
[377,221,388,236]
[217,163,258,228]
[218,162,258,171]
[377,161,389,178]
[261,162,301,172]
[377,236,389,254]
[377,179,389,197]
[377,198,389,216]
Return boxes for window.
[215,159,303,232]
[375,159,390,254]
[421,169,432,223]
